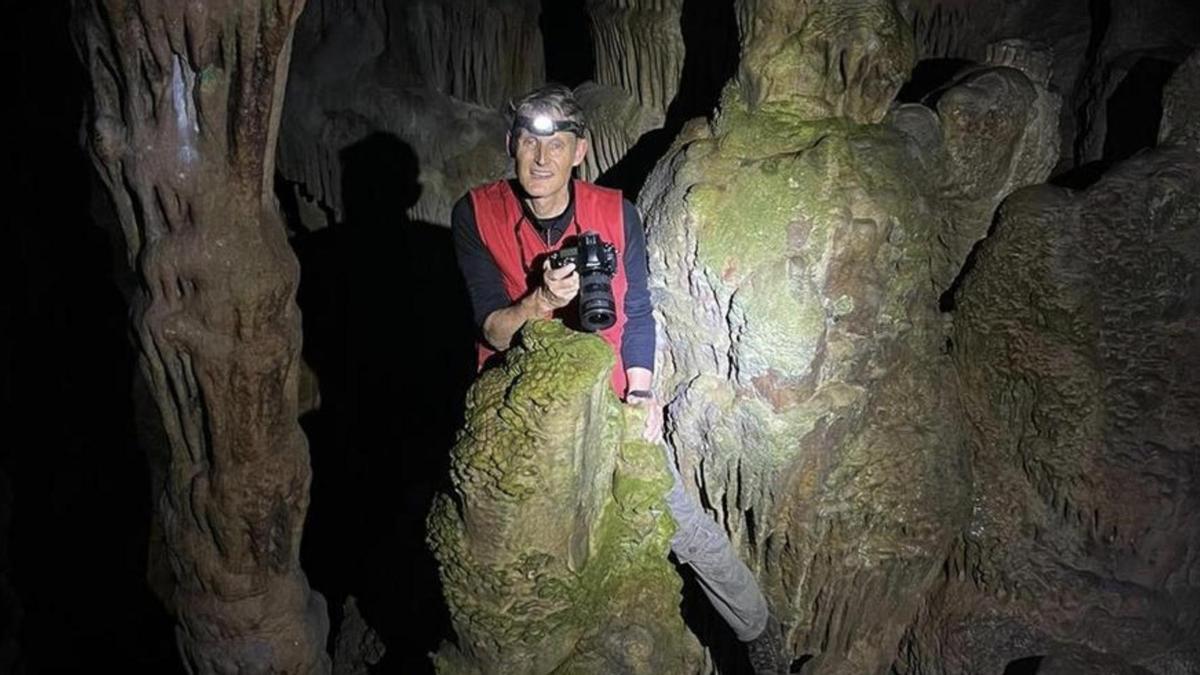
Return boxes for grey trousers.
[660,444,770,642]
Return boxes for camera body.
[548,231,619,332]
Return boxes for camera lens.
[579,273,616,331]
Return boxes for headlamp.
[513,113,585,138]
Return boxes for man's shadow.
[288,132,475,673]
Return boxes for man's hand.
[626,394,664,442]
[539,259,579,309]
[481,260,578,351]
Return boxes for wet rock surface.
[642,4,1197,673]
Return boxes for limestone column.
[71,1,330,672]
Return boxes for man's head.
[507,84,589,203]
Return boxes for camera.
[548,231,619,332]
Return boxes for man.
[451,84,786,674]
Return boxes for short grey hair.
[508,83,587,132]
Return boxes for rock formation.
[639,0,1110,671]
[428,321,703,674]
[579,0,738,186]
[900,51,1200,672]
[71,1,330,672]
[735,0,916,123]
[588,0,686,117]
[1067,0,1200,168]
[901,0,1200,175]
[276,0,543,228]
[276,0,740,222]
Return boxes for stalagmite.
[428,321,703,675]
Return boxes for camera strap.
[513,194,584,273]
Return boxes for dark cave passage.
[1003,655,1045,675]
[1102,56,1178,162]
[541,0,596,88]
[895,57,976,104]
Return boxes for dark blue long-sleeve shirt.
[451,182,656,371]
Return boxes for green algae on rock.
[638,6,1061,670]
[428,320,702,674]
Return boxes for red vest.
[469,179,629,395]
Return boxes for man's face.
[510,121,589,201]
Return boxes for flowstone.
[640,1,1060,671]
[428,320,702,675]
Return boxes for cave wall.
[273,0,1200,216]
[275,0,742,223]
[640,1,1083,670]
[275,0,541,227]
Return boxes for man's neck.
[524,186,571,220]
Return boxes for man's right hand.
[484,260,579,351]
[538,259,579,309]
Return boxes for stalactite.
[407,0,543,108]
[586,0,685,117]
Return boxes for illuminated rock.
[428,321,703,675]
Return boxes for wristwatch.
[627,389,654,400]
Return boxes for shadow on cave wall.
[286,132,475,673]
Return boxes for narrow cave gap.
[939,206,1004,313]
[894,57,976,105]
[540,0,595,88]
[1101,57,1179,163]
[745,506,758,548]
[597,0,740,200]
[1052,55,1179,190]
[1071,0,1114,167]
[671,0,740,122]
[1003,655,1045,675]
[274,174,307,236]
[676,564,753,674]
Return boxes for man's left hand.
[627,395,663,442]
